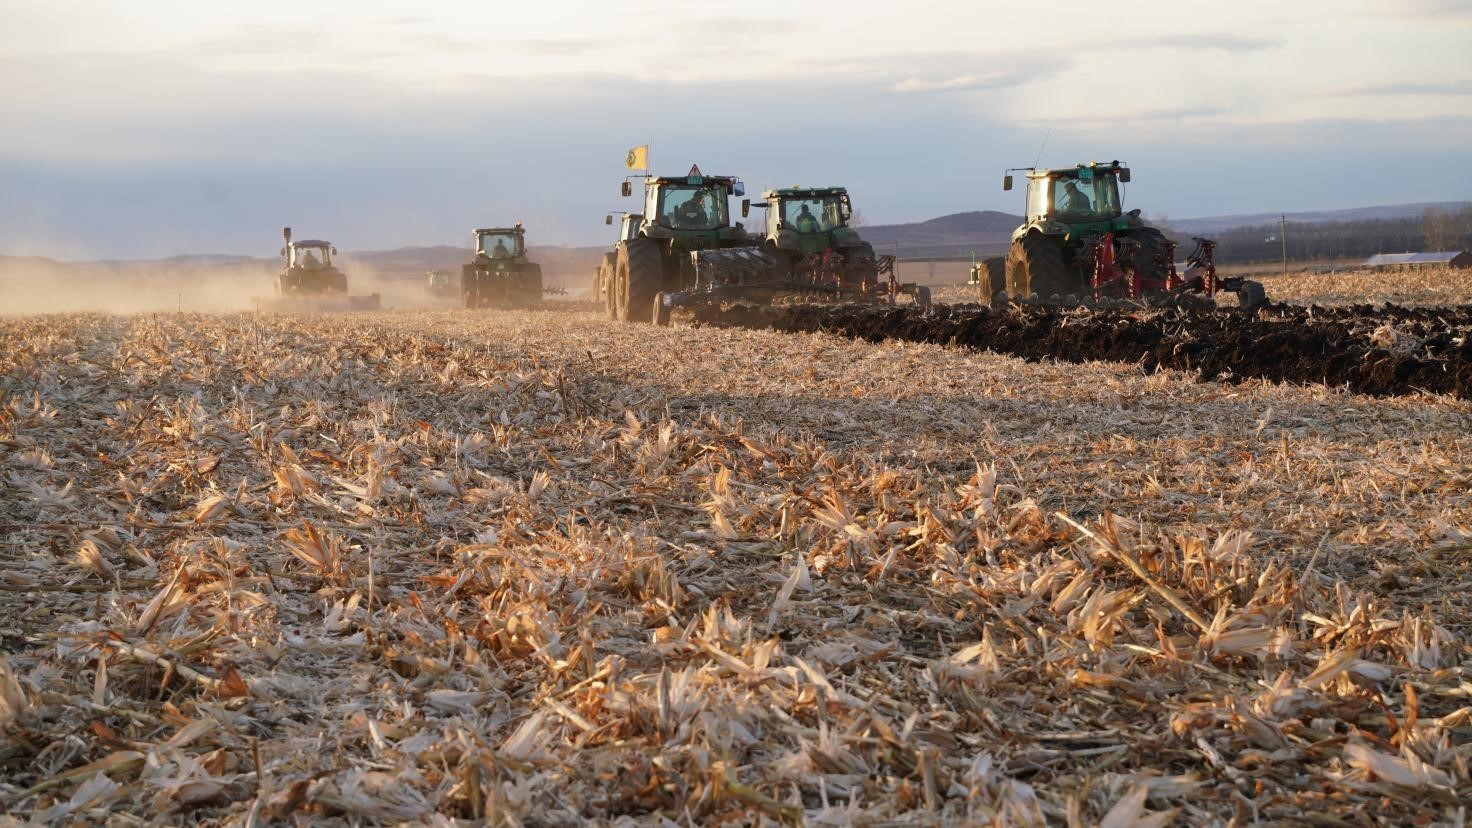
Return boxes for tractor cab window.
[477,233,520,258]
[1050,175,1120,221]
[783,197,844,233]
[660,186,727,230]
[292,246,330,268]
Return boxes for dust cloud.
[0,256,595,315]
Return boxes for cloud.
[1393,0,1472,19]
[890,71,1032,94]
[1130,33,1282,53]
[1336,81,1472,96]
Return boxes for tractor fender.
[771,228,801,250]
[643,225,676,240]
[831,227,862,248]
[1014,221,1066,243]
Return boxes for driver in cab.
[672,191,709,228]
[489,237,512,258]
[794,204,820,233]
[1057,181,1092,214]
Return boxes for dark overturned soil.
[690,302,1472,400]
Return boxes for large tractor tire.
[1126,227,1173,285]
[980,256,1006,305]
[841,242,878,291]
[614,238,663,323]
[462,266,479,308]
[1005,234,1070,300]
[595,253,615,313]
[521,263,544,307]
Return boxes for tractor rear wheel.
[462,266,479,308]
[841,242,878,291]
[1006,234,1069,300]
[1126,227,1172,285]
[596,253,615,317]
[980,256,1006,305]
[615,238,662,323]
[522,263,544,307]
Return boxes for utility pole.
[1280,213,1288,277]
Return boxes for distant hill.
[4,202,1466,277]
[0,244,608,288]
[1170,202,1471,235]
[859,211,1021,257]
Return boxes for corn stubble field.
[2,269,1471,825]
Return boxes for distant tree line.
[1159,206,1472,264]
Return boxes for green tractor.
[462,223,543,309]
[741,186,878,290]
[608,167,754,323]
[260,227,380,311]
[277,228,348,296]
[997,161,1264,309]
[593,210,642,317]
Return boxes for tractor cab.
[746,187,862,256]
[286,240,336,270]
[474,224,527,262]
[621,170,748,245]
[1005,161,1135,241]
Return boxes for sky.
[1,0,1470,259]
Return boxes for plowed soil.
[692,302,1472,399]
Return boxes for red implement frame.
[1086,234,1226,302]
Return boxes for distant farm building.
[1364,251,1472,270]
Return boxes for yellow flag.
[625,145,648,170]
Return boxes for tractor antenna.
[1032,129,1051,169]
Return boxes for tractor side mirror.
[1003,175,1013,191]
[621,181,632,197]
[605,214,613,225]
[279,247,286,256]
[331,247,337,255]
[741,199,750,218]
[1119,168,1131,183]
[733,180,745,197]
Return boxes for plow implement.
[653,248,931,326]
[990,236,1267,312]
[688,300,1472,400]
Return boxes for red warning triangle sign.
[688,164,703,177]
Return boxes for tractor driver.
[490,237,511,258]
[1057,181,1091,215]
[672,191,709,228]
[301,249,321,269]
[794,204,820,233]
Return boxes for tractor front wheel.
[1006,234,1070,300]
[615,238,662,323]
